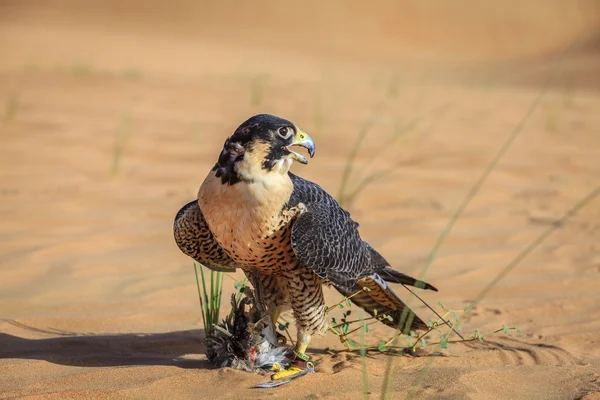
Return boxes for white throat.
[234,152,294,183]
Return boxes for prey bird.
[174,114,437,379]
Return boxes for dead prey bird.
[174,114,437,380]
[205,289,292,373]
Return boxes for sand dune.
[1,1,600,399]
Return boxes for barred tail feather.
[379,268,438,292]
[337,273,429,332]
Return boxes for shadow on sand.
[0,319,210,369]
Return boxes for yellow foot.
[271,365,305,380]
[255,362,314,388]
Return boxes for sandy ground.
[1,1,600,399]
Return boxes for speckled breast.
[229,216,299,274]
[198,171,300,275]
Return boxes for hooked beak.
[285,129,315,165]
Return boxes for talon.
[271,365,305,380]
[257,359,315,388]
[270,362,282,372]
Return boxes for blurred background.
[2,1,600,80]
[1,1,600,398]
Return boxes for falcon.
[174,114,437,378]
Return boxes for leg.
[245,271,290,345]
[271,268,326,379]
[288,268,327,358]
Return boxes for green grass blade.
[217,271,224,321]
[200,265,211,332]
[210,270,215,324]
[194,264,225,335]
[193,263,207,333]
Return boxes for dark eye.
[277,126,292,138]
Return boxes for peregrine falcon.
[174,114,437,377]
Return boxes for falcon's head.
[214,114,315,185]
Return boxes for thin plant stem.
[475,185,600,305]
[345,319,382,337]
[3,91,18,122]
[401,285,464,340]
[402,32,591,400]
[359,309,369,400]
[337,99,386,205]
[338,125,371,206]
[405,187,600,396]
[344,103,450,207]
[325,289,366,313]
[382,31,588,400]
[278,318,295,347]
[330,316,377,330]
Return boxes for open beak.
[285,129,315,164]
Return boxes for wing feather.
[173,200,237,272]
[288,174,383,291]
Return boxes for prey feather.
[205,289,292,372]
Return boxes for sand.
[1,1,600,399]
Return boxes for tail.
[365,244,437,293]
[379,268,438,291]
[336,272,436,332]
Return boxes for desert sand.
[1,1,600,399]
